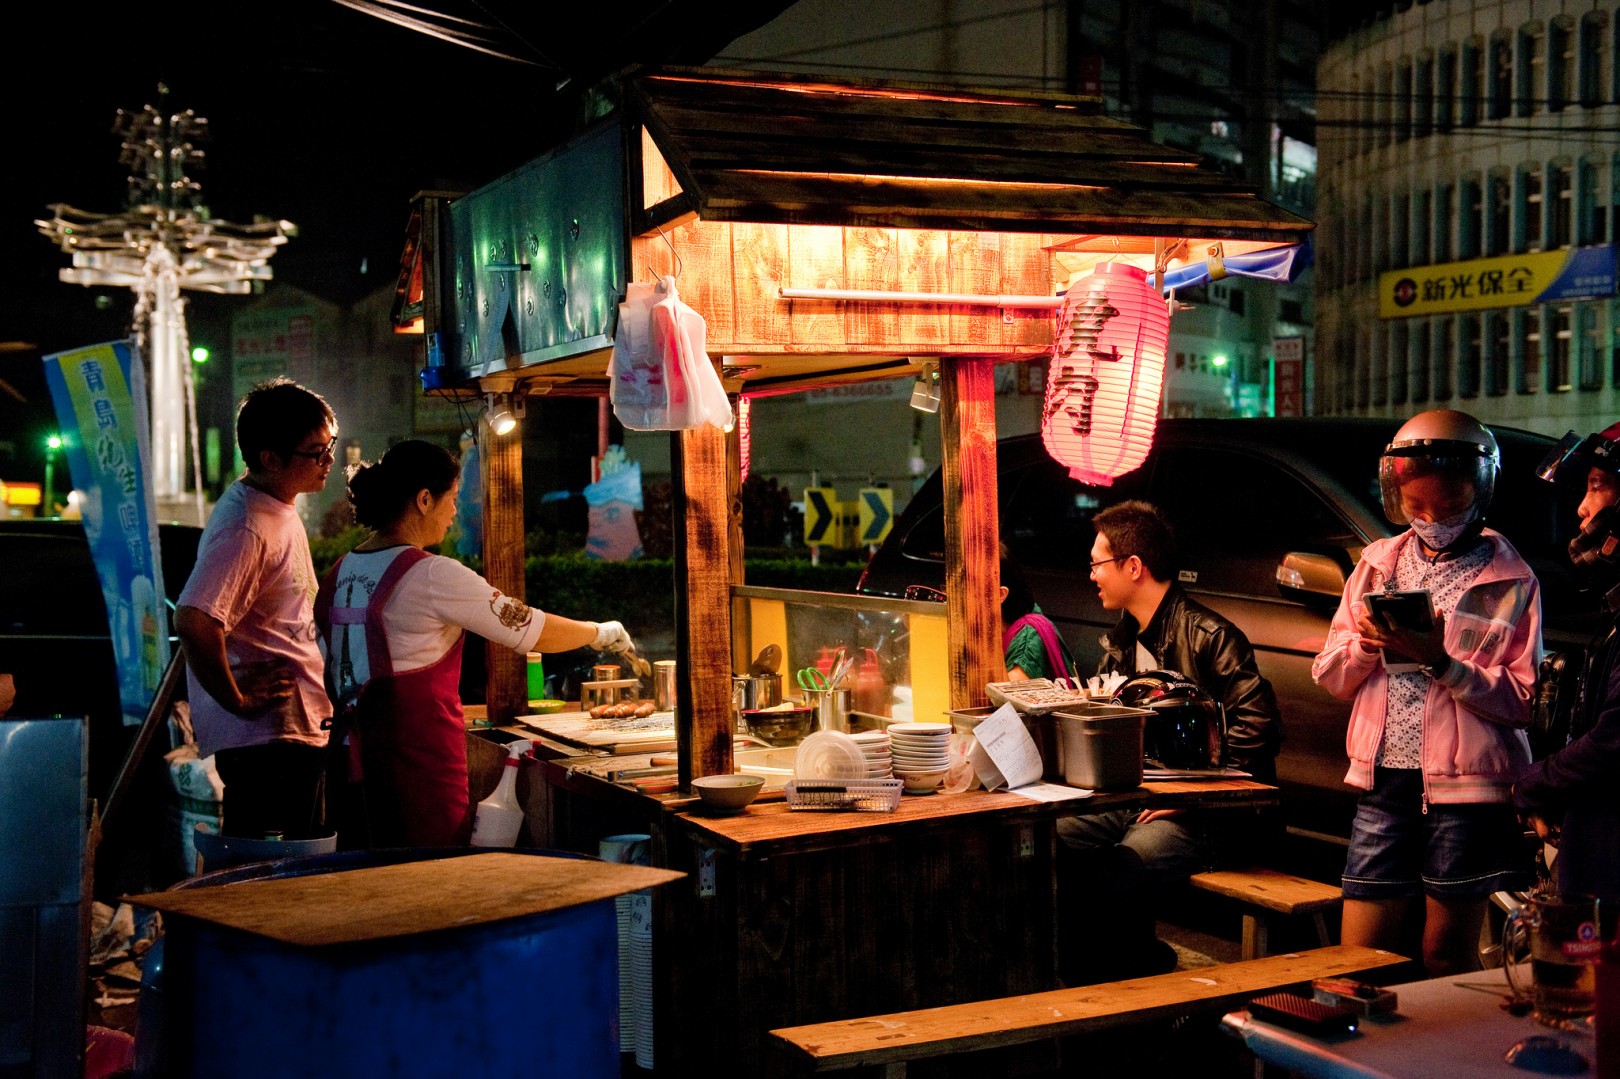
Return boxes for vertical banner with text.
[42,340,170,726]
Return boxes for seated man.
[1058,500,1283,982]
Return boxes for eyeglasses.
[1088,555,1127,570]
[288,436,337,462]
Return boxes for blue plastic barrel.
[139,848,620,1078]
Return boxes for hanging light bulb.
[1040,263,1170,485]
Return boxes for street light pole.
[44,434,61,517]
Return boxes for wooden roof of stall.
[408,68,1311,399]
[626,69,1313,241]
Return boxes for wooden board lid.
[125,852,682,947]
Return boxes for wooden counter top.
[676,777,1277,856]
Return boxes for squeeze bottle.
[470,740,531,848]
[852,648,890,717]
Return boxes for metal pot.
[731,673,782,713]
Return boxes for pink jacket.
[1311,528,1538,805]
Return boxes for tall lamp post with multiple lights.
[36,86,294,524]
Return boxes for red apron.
[316,547,472,847]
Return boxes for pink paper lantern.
[1040,262,1169,485]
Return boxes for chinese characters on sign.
[1379,245,1617,319]
[41,340,169,725]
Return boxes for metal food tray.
[785,778,903,812]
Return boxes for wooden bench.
[1187,867,1343,961]
[769,943,1402,1076]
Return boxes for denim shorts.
[1342,767,1530,901]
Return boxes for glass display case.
[731,586,950,729]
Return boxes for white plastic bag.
[610,276,731,431]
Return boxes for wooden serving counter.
[534,753,1278,1077]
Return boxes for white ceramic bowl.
[893,767,949,793]
[692,774,766,813]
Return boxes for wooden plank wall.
[630,222,1058,354]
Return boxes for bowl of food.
[743,705,815,746]
[691,774,766,814]
[525,699,567,715]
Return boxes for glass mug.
[1503,892,1603,1024]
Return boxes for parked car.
[857,418,1596,844]
[0,518,201,798]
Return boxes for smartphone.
[1363,589,1434,632]
[1360,591,1434,674]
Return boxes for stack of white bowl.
[887,721,952,793]
[851,729,892,778]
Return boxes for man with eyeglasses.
[175,378,338,841]
[1057,499,1282,983]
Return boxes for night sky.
[1,0,790,477]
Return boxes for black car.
[857,418,1594,844]
[0,518,201,797]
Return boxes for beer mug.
[1503,892,1603,1024]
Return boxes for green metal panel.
[443,120,626,379]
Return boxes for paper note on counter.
[970,704,1094,803]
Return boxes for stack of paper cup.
[598,834,650,1056]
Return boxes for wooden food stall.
[395,68,1309,1073]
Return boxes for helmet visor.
[1535,431,1587,485]
[1378,442,1496,525]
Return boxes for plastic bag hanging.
[609,276,732,431]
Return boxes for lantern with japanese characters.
[1040,262,1170,485]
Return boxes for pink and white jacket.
[1311,528,1539,806]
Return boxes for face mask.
[1409,511,1473,551]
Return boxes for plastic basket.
[785,778,904,812]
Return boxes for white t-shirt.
[325,546,545,707]
[178,480,331,757]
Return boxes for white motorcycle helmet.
[1378,410,1499,550]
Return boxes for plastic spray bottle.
[471,740,532,848]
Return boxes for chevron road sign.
[857,487,893,546]
[804,486,838,545]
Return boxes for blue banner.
[1535,244,1618,303]
[42,340,170,726]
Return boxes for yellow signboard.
[1378,245,1616,319]
[856,487,894,546]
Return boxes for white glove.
[590,620,635,654]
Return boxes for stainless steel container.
[730,673,781,712]
[652,661,677,712]
[1054,705,1150,790]
[802,687,852,733]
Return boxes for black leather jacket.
[1098,584,1283,782]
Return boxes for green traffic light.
[1211,355,1230,368]
[191,346,210,364]
[46,435,62,450]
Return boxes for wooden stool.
[1187,867,1342,961]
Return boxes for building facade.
[1317,0,1620,436]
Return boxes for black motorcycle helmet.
[1112,669,1227,771]
[1538,421,1620,590]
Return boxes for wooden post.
[938,358,1004,709]
[726,404,749,681]
[674,424,734,785]
[480,413,526,722]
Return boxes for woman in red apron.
[316,439,636,847]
